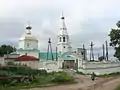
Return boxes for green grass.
[0,71,75,90]
[97,72,120,78]
[115,85,120,90]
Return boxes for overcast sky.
[0,0,120,59]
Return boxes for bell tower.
[57,13,72,54]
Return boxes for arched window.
[59,37,61,42]
[63,37,65,42]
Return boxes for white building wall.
[15,61,41,69]
[4,54,20,59]
[0,57,5,65]
[24,40,38,49]
[39,60,63,72]
[19,39,38,50]
[19,40,25,49]
[74,48,87,60]
[78,61,120,75]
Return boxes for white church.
[4,14,120,75]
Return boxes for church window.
[27,43,30,47]
[59,37,61,42]
[81,51,84,55]
[63,46,65,48]
[63,37,65,42]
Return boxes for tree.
[0,45,16,57]
[109,21,120,60]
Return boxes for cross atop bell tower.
[59,12,67,34]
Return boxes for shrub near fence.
[52,72,75,84]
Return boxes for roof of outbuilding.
[10,52,19,55]
[16,55,39,61]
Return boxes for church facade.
[5,14,87,72]
[3,14,120,75]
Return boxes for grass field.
[0,72,75,90]
[115,85,120,90]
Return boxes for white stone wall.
[78,61,120,75]
[40,61,62,72]
[15,60,63,72]
[15,61,41,69]
[19,40,24,49]
[4,54,20,59]
[0,57,5,65]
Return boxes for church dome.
[19,25,38,41]
[20,34,38,41]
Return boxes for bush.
[52,72,74,83]
[0,79,11,86]
[97,72,120,77]
[37,70,47,75]
[115,85,120,90]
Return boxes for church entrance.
[62,60,76,69]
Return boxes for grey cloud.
[0,18,24,45]
[0,0,120,59]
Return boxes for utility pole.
[56,47,58,61]
[90,42,94,61]
[83,44,86,60]
[98,53,99,60]
[102,44,105,59]
[105,41,108,61]
[47,38,54,60]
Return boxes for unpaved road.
[24,74,120,90]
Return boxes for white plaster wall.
[78,61,120,75]
[4,54,20,59]
[0,57,5,65]
[40,61,62,72]
[58,60,63,69]
[19,40,24,49]
[15,61,41,69]
[57,43,69,54]
[24,40,38,49]
[19,39,38,50]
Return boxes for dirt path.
[23,74,120,90]
[93,76,120,90]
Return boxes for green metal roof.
[40,60,58,62]
[17,48,39,51]
[10,52,19,55]
[39,52,59,59]
[39,52,75,60]
[60,55,75,60]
